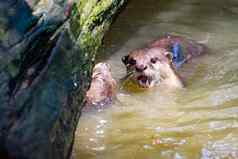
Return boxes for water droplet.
[143,144,153,149]
[96,130,104,135]
[99,120,107,124]
[175,152,184,159]
[89,138,96,142]
[73,82,78,87]
[91,146,105,151]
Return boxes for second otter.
[85,63,117,107]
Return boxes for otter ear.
[164,52,173,62]
[121,55,129,65]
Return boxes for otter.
[122,34,206,88]
[85,63,117,107]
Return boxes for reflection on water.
[72,0,238,158]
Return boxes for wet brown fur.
[85,63,117,107]
[122,35,206,88]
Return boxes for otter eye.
[129,58,136,65]
[122,55,129,65]
[151,57,158,64]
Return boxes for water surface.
[73,0,238,158]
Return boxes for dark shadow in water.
[97,0,177,60]
[98,0,237,61]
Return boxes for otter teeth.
[137,75,152,87]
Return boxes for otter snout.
[135,64,147,72]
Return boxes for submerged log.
[0,0,127,158]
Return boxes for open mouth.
[137,75,153,88]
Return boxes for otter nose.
[136,65,147,72]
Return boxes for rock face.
[0,0,126,159]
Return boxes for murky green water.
[72,0,238,158]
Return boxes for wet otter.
[122,34,206,88]
[85,63,117,107]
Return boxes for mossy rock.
[0,0,127,158]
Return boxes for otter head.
[122,47,184,88]
[92,63,112,79]
[86,63,116,106]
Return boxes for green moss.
[76,0,126,62]
[69,4,81,39]
[78,0,98,26]
[70,0,126,63]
